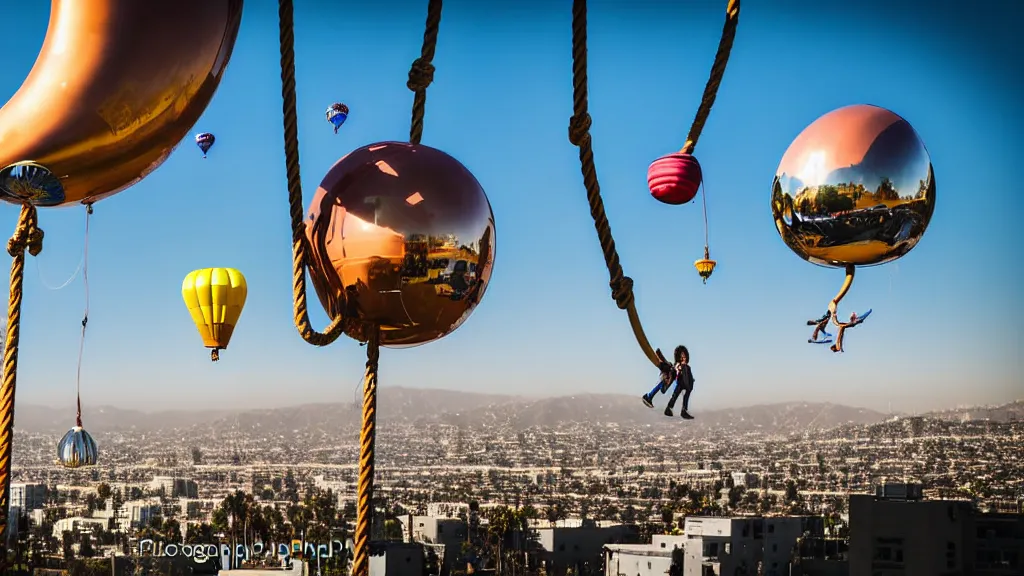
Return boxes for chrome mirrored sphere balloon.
[306,142,496,347]
[57,426,99,468]
[771,104,936,268]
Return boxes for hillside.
[15,387,893,436]
[923,401,1024,423]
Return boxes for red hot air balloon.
[647,153,703,205]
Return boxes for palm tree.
[305,487,338,538]
[486,506,531,575]
[287,503,311,541]
[244,504,270,553]
[257,505,287,545]
[162,518,182,543]
[185,523,215,543]
[215,490,255,567]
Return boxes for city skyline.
[0,0,1019,414]
[12,387,1023,424]
[8,393,1023,573]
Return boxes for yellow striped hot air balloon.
[182,268,247,361]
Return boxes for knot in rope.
[568,113,592,146]
[7,211,43,258]
[407,58,436,92]
[610,275,635,310]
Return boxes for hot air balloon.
[195,133,216,158]
[647,152,717,282]
[57,426,98,468]
[326,103,349,134]
[647,153,702,205]
[182,268,247,361]
[772,104,936,352]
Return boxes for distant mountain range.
[920,401,1024,423]
[13,388,1022,436]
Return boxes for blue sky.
[1,0,1020,412]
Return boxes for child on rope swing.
[641,345,695,419]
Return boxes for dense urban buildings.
[5,395,1022,575]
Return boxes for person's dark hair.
[674,345,689,363]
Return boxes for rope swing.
[274,1,442,575]
[0,204,43,560]
[568,0,740,368]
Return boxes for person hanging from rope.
[641,348,677,406]
[568,0,739,426]
[642,345,696,419]
[806,310,833,345]
[829,310,871,353]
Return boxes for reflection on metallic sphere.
[57,426,98,468]
[771,104,936,268]
[0,0,243,207]
[306,142,496,348]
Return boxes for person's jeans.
[666,383,692,411]
[647,375,671,397]
[646,379,666,398]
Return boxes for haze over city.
[0,0,1020,414]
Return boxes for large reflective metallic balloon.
[771,104,936,268]
[57,426,98,468]
[0,0,243,207]
[306,142,496,347]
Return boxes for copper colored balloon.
[306,142,496,347]
[0,0,243,207]
[771,104,936,268]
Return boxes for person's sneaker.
[664,408,673,417]
[681,410,694,419]
[641,395,654,409]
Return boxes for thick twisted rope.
[568,0,740,368]
[277,0,347,347]
[0,204,43,567]
[355,4,442,574]
[407,0,442,145]
[681,0,740,155]
[352,326,380,576]
[684,0,738,269]
[275,1,444,574]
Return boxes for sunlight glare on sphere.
[305,142,496,348]
[771,104,936,268]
